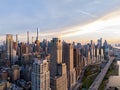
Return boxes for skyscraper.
[11,65,20,82]
[90,40,95,63]
[34,28,40,53]
[50,38,67,90]
[32,36,34,44]
[62,42,76,90]
[35,28,40,45]
[100,38,102,47]
[31,58,50,90]
[27,31,29,44]
[103,40,109,60]
[84,44,91,65]
[6,34,14,64]
[50,38,62,76]
[16,34,18,44]
[97,38,103,61]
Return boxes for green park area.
[82,64,101,90]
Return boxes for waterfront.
[107,60,120,89]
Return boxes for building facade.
[31,58,50,90]
[62,42,76,90]
[50,38,68,90]
[6,34,14,64]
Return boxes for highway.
[89,57,115,90]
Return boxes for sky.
[0,0,120,44]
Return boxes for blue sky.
[0,0,120,43]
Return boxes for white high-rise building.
[31,58,50,90]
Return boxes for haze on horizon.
[0,0,120,44]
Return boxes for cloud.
[77,10,97,18]
[1,0,120,34]
[1,9,120,44]
[0,0,120,44]
[63,9,120,43]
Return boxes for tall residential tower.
[6,34,14,64]
[50,38,67,90]
[62,42,76,90]
[31,58,50,90]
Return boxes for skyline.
[0,1,119,89]
[0,0,120,44]
[0,26,111,90]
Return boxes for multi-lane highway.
[89,57,115,90]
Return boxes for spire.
[35,28,40,45]
[16,34,18,43]
[32,36,34,44]
[27,31,29,44]
[36,28,39,41]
